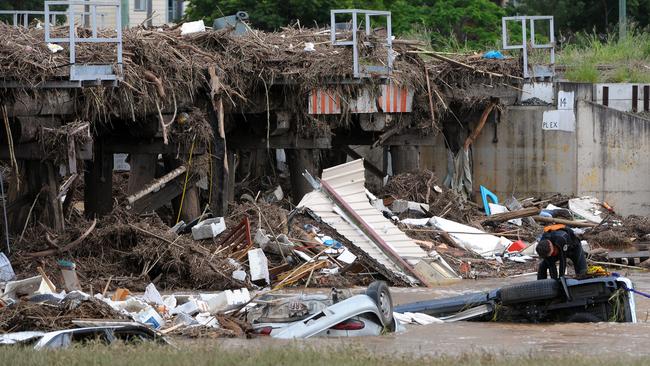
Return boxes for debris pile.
[0,22,520,136]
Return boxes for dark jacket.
[537,228,587,280]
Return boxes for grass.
[1,343,649,366]
[557,29,650,83]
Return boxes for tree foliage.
[0,0,46,11]
[512,0,650,36]
[186,0,505,48]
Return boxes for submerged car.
[0,324,168,349]
[395,276,637,323]
[249,281,396,338]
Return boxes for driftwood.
[143,70,166,98]
[532,215,597,228]
[26,218,97,257]
[481,207,540,224]
[464,101,497,150]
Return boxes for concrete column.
[390,146,419,174]
[287,149,318,204]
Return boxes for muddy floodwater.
[188,272,650,356]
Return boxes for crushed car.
[0,324,169,350]
[249,281,397,338]
[395,276,637,323]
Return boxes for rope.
[614,275,650,299]
[175,136,196,225]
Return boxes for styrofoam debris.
[195,312,220,328]
[303,42,315,51]
[180,20,205,35]
[201,288,250,313]
[47,43,63,53]
[232,270,247,282]
[248,249,270,285]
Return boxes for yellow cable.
[176,136,196,224]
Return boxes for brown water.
[179,272,650,356]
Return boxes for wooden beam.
[0,141,93,160]
[229,133,331,149]
[481,207,540,224]
[131,174,199,214]
[102,138,205,155]
[532,216,597,228]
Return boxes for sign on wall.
[542,109,575,131]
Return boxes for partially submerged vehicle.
[249,281,396,338]
[0,324,168,349]
[395,276,637,323]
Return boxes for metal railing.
[502,16,555,79]
[330,9,393,78]
[45,0,122,83]
[0,9,106,28]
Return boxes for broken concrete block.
[191,217,226,240]
[248,249,270,285]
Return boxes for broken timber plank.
[481,207,540,224]
[532,216,597,228]
[126,166,186,205]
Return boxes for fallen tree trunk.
[481,207,540,224]
[532,215,597,228]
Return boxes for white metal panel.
[299,159,428,279]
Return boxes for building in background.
[0,0,187,29]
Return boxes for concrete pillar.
[84,143,114,218]
[390,146,419,174]
[287,149,318,204]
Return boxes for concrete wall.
[471,106,577,200]
[576,101,650,215]
[425,82,650,216]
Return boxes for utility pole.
[619,0,627,40]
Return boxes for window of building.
[134,0,146,12]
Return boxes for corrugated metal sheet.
[298,159,427,280]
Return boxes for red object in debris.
[332,319,366,331]
[255,326,273,336]
[507,240,526,253]
[459,261,471,275]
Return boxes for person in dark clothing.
[536,226,588,280]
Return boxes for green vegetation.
[186,0,505,49]
[1,344,650,366]
[558,30,650,83]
